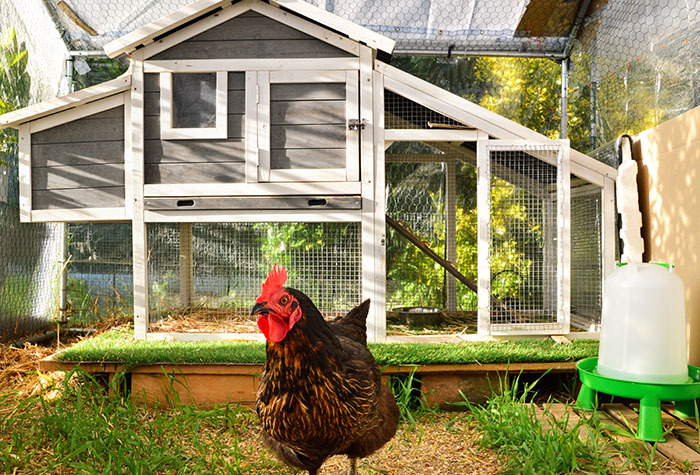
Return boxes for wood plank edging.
[40,357,576,375]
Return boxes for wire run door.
[477,140,570,336]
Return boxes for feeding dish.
[575,357,700,442]
[393,307,444,327]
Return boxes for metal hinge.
[348,119,366,130]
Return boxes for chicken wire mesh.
[488,148,560,331]
[570,182,603,331]
[145,222,361,332]
[386,141,480,322]
[0,154,64,343]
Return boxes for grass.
[458,374,683,474]
[0,369,293,474]
[0,367,500,474]
[56,327,598,366]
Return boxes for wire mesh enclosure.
[570,182,603,331]
[144,222,361,334]
[479,142,574,335]
[488,148,561,332]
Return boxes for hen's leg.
[347,457,357,475]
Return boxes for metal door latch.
[348,119,366,130]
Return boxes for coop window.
[160,71,228,139]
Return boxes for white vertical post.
[359,46,380,341]
[18,125,31,223]
[445,157,457,311]
[179,222,193,308]
[131,50,148,340]
[557,140,571,333]
[372,69,386,341]
[476,135,490,335]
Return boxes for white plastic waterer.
[597,262,688,384]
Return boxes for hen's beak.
[250,302,271,316]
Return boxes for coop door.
[256,70,359,182]
[477,140,570,335]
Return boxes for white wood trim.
[160,71,228,140]
[146,331,266,342]
[476,136,490,335]
[18,125,31,222]
[29,93,125,134]
[372,69,387,341]
[144,181,362,197]
[144,58,359,73]
[131,51,148,340]
[570,160,606,187]
[359,45,381,341]
[144,209,362,223]
[104,0,236,57]
[384,129,480,142]
[378,61,617,179]
[245,71,259,183]
[557,140,571,334]
[124,92,133,220]
[269,0,394,54]
[269,70,346,83]
[602,176,617,278]
[250,0,361,56]
[0,74,131,128]
[30,208,128,222]
[268,168,347,182]
[141,0,256,59]
[257,71,270,182]
[346,69,360,182]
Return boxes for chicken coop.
[0,0,617,341]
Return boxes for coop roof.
[39,0,606,58]
[102,0,396,58]
[0,72,131,129]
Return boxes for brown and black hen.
[251,266,399,475]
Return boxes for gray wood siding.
[151,11,354,60]
[33,187,124,210]
[144,72,246,185]
[30,104,125,210]
[270,82,347,170]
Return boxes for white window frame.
[160,71,228,140]
[256,69,360,183]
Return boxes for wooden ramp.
[534,402,700,474]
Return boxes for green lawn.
[56,327,599,366]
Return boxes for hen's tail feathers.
[329,299,370,346]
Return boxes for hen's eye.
[279,296,289,305]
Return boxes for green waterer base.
[575,357,700,442]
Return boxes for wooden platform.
[535,402,700,473]
[39,356,576,408]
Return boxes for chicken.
[251,266,399,475]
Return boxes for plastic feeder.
[575,357,700,442]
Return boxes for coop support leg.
[637,396,664,442]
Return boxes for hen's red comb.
[257,265,287,303]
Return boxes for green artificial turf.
[55,327,598,366]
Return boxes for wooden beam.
[386,214,477,294]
